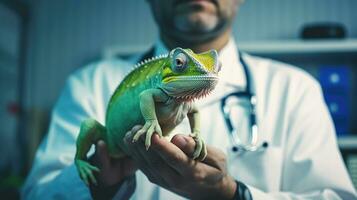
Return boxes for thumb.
[96,140,110,168]
[171,134,196,158]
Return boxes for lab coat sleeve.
[21,67,132,199]
[247,78,356,199]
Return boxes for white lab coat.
[22,39,356,199]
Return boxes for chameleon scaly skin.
[74,47,221,185]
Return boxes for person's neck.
[161,28,231,53]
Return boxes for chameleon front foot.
[75,159,100,186]
[132,120,163,150]
[190,132,207,161]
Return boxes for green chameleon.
[74,47,221,185]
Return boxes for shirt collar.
[217,38,245,90]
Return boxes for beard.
[165,11,229,44]
[173,12,219,33]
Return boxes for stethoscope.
[220,53,269,154]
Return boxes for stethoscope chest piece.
[230,141,269,154]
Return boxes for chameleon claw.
[132,124,150,143]
[145,120,162,150]
[75,159,99,186]
[133,120,162,150]
[190,132,207,160]
[132,131,144,143]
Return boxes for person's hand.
[89,140,138,199]
[124,125,237,200]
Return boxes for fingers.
[202,146,227,171]
[125,125,219,177]
[125,127,180,185]
[124,127,151,169]
[170,137,227,182]
[123,125,228,191]
[136,138,179,186]
[171,134,196,158]
[125,130,162,183]
[170,134,225,171]
[96,140,110,168]
[150,134,194,173]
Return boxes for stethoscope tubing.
[221,52,268,153]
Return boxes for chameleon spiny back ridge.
[106,53,168,122]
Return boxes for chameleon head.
[161,47,221,101]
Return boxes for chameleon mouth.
[161,75,218,102]
[162,75,218,83]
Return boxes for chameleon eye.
[173,52,187,72]
[175,58,184,66]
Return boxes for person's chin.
[173,13,218,34]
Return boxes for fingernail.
[175,136,188,148]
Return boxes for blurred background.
[1,0,357,198]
